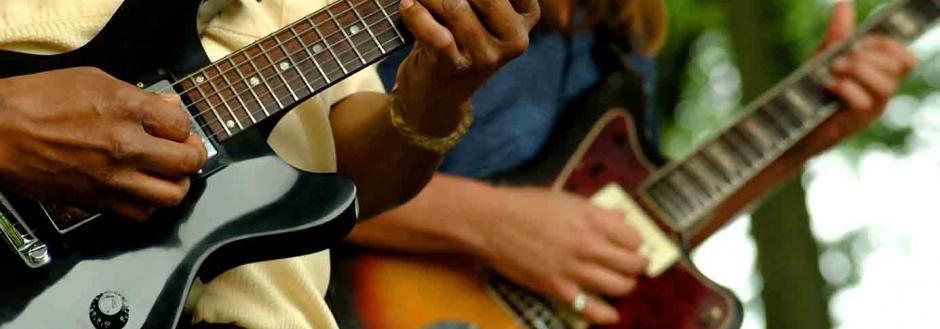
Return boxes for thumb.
[819,0,856,52]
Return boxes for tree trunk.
[719,0,831,328]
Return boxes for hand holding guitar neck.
[0,67,208,221]
[797,1,917,158]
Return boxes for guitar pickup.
[0,193,51,268]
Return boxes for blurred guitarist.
[346,0,916,324]
[0,0,539,328]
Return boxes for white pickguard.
[589,184,681,278]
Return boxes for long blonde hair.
[543,0,667,55]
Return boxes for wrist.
[459,183,521,263]
[393,48,477,137]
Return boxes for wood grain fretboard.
[179,0,407,143]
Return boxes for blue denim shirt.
[379,30,658,178]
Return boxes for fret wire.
[274,34,316,94]
[199,19,403,134]
[291,26,332,84]
[179,0,401,109]
[648,184,686,220]
[671,170,708,208]
[190,5,407,137]
[193,77,232,137]
[373,0,404,43]
[215,64,256,124]
[310,17,349,75]
[327,5,368,65]
[246,45,286,110]
[348,0,385,54]
[200,30,404,140]
[204,68,245,130]
[259,43,299,102]
[228,57,271,118]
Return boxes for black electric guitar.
[0,0,407,328]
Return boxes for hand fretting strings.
[155,0,403,138]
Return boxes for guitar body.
[0,1,357,328]
[330,109,741,329]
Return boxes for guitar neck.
[640,0,939,237]
[178,0,406,143]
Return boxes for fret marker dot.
[279,62,291,71]
[226,120,236,129]
[249,76,261,86]
[313,44,324,53]
[195,76,205,84]
[350,25,361,34]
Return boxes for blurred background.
[657,0,940,328]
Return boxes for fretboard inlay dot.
[278,62,291,71]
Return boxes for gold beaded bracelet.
[388,95,474,154]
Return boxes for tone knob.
[89,291,129,329]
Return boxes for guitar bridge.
[0,193,51,268]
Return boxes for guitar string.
[192,13,403,139]
[172,0,400,131]
[158,0,399,99]
[198,19,397,137]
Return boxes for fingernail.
[401,0,414,10]
[159,93,181,103]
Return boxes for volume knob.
[89,291,129,329]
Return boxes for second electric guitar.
[330,1,939,328]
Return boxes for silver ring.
[571,292,587,313]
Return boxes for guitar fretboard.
[178,0,406,142]
[641,0,939,233]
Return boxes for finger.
[593,209,644,251]
[570,263,638,297]
[839,49,906,78]
[556,281,620,324]
[828,78,874,113]
[820,1,856,50]
[467,0,525,40]
[422,0,493,61]
[111,202,155,222]
[139,93,192,143]
[509,0,539,27]
[110,171,191,209]
[130,133,207,177]
[401,0,463,64]
[865,37,918,73]
[831,56,898,101]
[587,244,649,277]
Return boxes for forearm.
[330,92,465,219]
[346,174,499,257]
